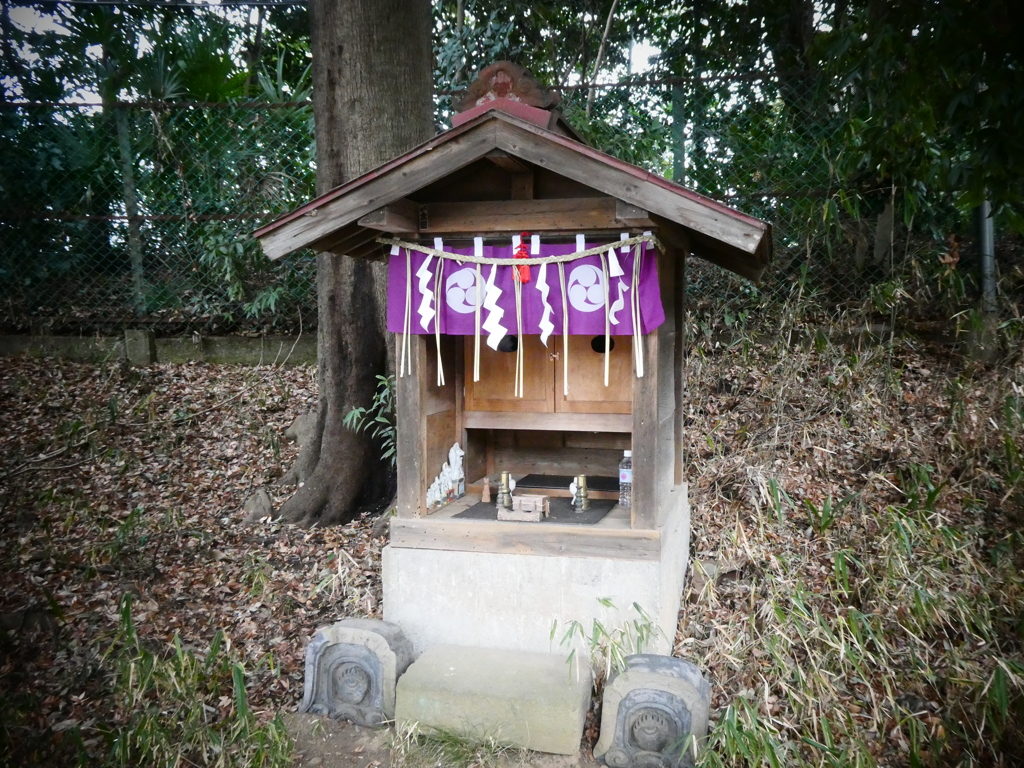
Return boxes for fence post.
[113,105,147,315]
[968,200,999,362]
[671,84,685,184]
[976,201,997,315]
[125,329,156,365]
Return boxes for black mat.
[515,473,619,493]
[453,496,615,525]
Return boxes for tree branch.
[586,0,619,118]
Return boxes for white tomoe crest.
[567,264,606,313]
[445,268,483,314]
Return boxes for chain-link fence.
[3,79,1019,338]
[558,73,1022,338]
[1,100,317,335]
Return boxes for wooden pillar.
[396,335,428,518]
[673,245,687,486]
[631,243,687,530]
[631,328,659,530]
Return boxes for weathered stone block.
[299,618,413,727]
[594,655,711,768]
[124,329,156,365]
[395,645,593,755]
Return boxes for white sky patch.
[8,6,65,35]
[631,41,660,73]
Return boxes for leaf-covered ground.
[0,358,384,764]
[1,332,1023,766]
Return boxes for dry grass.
[680,312,1024,766]
[389,722,527,768]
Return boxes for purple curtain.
[386,239,664,338]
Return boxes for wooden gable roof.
[254,105,772,281]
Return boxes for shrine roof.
[254,104,772,281]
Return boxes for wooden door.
[464,335,555,412]
[554,335,633,413]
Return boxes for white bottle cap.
[623,450,632,458]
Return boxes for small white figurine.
[427,442,466,509]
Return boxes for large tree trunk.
[276,0,434,527]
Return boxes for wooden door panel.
[554,335,633,413]
[464,335,554,412]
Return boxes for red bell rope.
[513,232,531,283]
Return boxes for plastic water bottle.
[618,450,633,509]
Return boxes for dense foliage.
[2,0,1022,333]
[1,4,316,333]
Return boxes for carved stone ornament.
[594,655,711,768]
[454,61,561,112]
[299,618,414,727]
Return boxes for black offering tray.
[515,473,619,493]
[453,496,615,526]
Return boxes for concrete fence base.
[0,333,316,366]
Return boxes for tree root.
[274,410,394,528]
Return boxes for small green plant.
[552,599,664,684]
[96,506,145,563]
[94,594,292,767]
[343,375,397,468]
[802,495,853,536]
[767,477,795,523]
[830,548,861,597]
[898,463,945,512]
[243,553,273,598]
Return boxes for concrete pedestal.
[383,485,689,658]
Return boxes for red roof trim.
[451,98,551,129]
[253,109,767,242]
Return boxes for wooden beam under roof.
[312,226,379,255]
[485,151,534,199]
[616,200,653,228]
[485,149,531,175]
[258,123,499,260]
[357,197,419,233]
[510,171,534,200]
[348,239,388,261]
[648,214,692,251]
[357,196,655,236]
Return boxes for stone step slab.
[395,644,593,755]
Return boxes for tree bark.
[276,0,434,527]
[756,0,818,118]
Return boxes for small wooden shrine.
[256,63,771,655]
